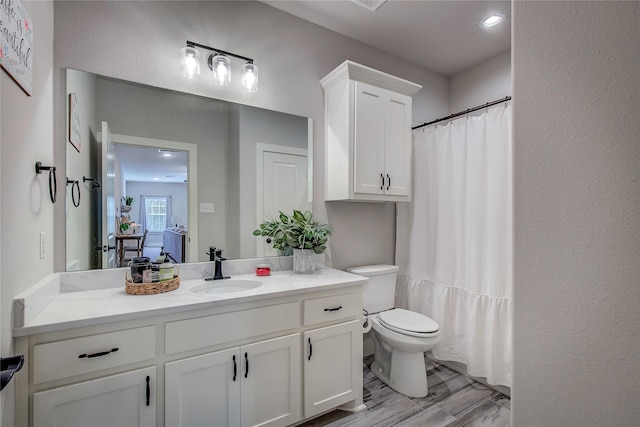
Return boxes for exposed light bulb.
[211,54,231,86]
[241,62,259,93]
[180,46,200,79]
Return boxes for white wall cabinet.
[33,367,156,427]
[165,334,300,427]
[303,319,361,418]
[321,60,421,202]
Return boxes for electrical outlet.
[40,232,46,259]
[200,203,214,214]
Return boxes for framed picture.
[0,0,33,96]
[69,93,82,152]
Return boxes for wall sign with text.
[0,0,33,96]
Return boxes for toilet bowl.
[369,309,440,398]
[347,265,441,398]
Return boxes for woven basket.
[125,267,180,295]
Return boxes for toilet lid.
[378,309,439,336]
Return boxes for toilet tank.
[346,265,399,313]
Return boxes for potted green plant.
[253,210,333,273]
[119,222,130,234]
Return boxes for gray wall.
[512,1,640,425]
[52,0,450,272]
[1,2,55,424]
[450,50,511,113]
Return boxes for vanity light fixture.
[180,45,201,79]
[181,40,259,92]
[480,13,505,28]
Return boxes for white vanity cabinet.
[15,271,365,427]
[303,320,361,418]
[33,367,156,427]
[165,334,301,427]
[302,292,363,418]
[321,60,421,202]
[27,326,158,427]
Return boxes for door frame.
[101,133,198,263]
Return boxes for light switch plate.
[200,203,214,213]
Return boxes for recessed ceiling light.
[481,14,505,29]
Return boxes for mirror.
[65,69,312,271]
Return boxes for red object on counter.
[256,264,271,276]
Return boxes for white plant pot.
[293,248,315,274]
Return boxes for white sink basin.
[191,279,263,295]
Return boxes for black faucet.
[206,247,229,281]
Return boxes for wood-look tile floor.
[301,357,510,427]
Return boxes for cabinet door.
[241,333,301,427]
[303,320,362,418]
[165,348,241,427]
[354,81,385,195]
[384,91,412,196]
[33,367,155,427]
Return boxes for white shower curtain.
[396,104,512,387]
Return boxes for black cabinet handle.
[78,348,119,359]
[386,174,390,190]
[244,352,249,378]
[380,173,384,190]
[308,338,313,361]
[232,355,237,382]
[324,306,343,312]
[145,376,150,406]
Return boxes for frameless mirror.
[65,69,312,271]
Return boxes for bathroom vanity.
[13,264,367,427]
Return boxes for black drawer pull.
[324,306,343,312]
[232,355,237,381]
[78,348,119,359]
[245,352,249,378]
[380,173,384,190]
[386,174,391,191]
[308,338,312,361]
[146,375,150,406]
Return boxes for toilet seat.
[378,309,439,338]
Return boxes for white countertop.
[13,267,367,337]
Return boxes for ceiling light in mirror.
[481,14,505,29]
[180,45,201,79]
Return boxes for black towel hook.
[66,178,81,207]
[83,176,101,189]
[35,162,57,204]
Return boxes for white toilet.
[347,265,440,398]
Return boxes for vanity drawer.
[303,292,361,326]
[33,326,156,384]
[165,302,300,355]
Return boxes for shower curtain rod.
[412,96,512,131]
